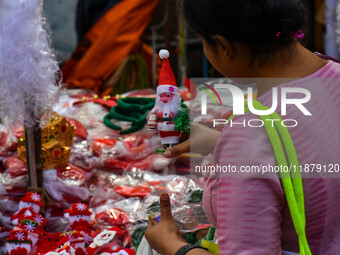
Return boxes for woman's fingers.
[160,192,173,220]
[164,140,190,158]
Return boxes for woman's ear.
[212,35,234,59]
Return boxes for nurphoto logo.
[200,84,312,128]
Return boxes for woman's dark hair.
[182,0,305,64]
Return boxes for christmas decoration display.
[147,50,190,149]
[0,88,220,254]
[0,0,234,254]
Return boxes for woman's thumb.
[160,193,172,220]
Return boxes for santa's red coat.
[148,111,180,140]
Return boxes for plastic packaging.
[70,140,98,179]
[3,157,27,178]
[0,127,18,157]
[44,168,90,208]
[0,170,28,196]
[135,237,159,255]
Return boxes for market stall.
[0,1,223,254]
[1,0,339,254]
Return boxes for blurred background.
[43,0,338,94]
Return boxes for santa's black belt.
[157,118,173,121]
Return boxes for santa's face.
[6,242,31,255]
[159,93,174,104]
[19,201,40,213]
[69,215,90,225]
[93,230,116,246]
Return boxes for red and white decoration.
[86,228,118,255]
[64,203,92,231]
[6,230,32,255]
[46,237,76,255]
[147,49,181,148]
[14,212,46,247]
[11,193,43,225]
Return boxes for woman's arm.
[164,123,221,158]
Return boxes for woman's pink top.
[203,60,340,254]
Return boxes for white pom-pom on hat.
[159,49,169,59]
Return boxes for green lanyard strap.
[228,100,311,255]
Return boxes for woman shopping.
[145,0,340,254]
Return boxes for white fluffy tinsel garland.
[0,0,60,127]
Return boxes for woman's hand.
[164,123,221,158]
[145,193,188,255]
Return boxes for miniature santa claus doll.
[6,230,32,255]
[11,192,44,225]
[86,227,120,255]
[147,50,182,149]
[64,203,92,232]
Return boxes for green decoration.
[183,232,198,245]
[132,226,148,250]
[155,148,166,154]
[104,97,155,135]
[206,226,216,242]
[174,100,190,133]
[188,189,203,203]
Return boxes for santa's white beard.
[153,94,181,114]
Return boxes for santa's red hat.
[17,219,40,234]
[18,212,47,229]
[107,227,121,235]
[21,192,44,208]
[67,203,92,216]
[157,49,178,96]
[112,247,135,255]
[7,230,32,245]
